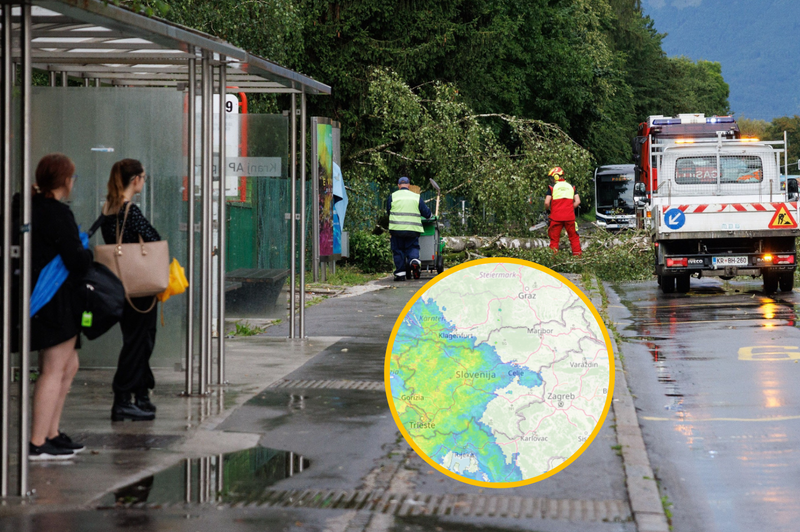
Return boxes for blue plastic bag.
[30,230,89,317]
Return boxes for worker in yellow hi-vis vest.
[544,167,581,256]
[387,177,432,281]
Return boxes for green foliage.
[347,68,595,234]
[114,0,171,18]
[665,57,730,116]
[767,116,800,173]
[347,231,394,273]
[489,230,652,282]
[738,117,771,139]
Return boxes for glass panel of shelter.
[27,89,298,366]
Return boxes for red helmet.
[548,167,565,180]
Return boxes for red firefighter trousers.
[548,220,581,255]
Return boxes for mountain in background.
[643,0,800,120]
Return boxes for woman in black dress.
[101,159,161,421]
[26,154,93,460]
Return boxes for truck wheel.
[763,273,779,294]
[661,276,676,294]
[676,274,690,293]
[436,254,444,274]
[779,272,794,292]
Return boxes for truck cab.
[594,164,637,230]
[649,136,798,294]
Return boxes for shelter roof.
[16,0,330,94]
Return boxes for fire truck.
[645,133,798,294]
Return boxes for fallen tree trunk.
[442,236,551,251]
[442,235,615,252]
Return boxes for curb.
[605,290,670,532]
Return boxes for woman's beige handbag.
[94,203,169,313]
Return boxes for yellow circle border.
[384,257,615,489]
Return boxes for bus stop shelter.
[0,0,329,497]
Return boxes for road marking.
[641,301,777,310]
[738,346,800,361]
[637,318,773,326]
[643,415,800,423]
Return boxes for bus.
[594,164,636,230]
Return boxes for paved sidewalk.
[0,275,653,532]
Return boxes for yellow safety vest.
[550,180,576,221]
[389,189,423,232]
[551,180,575,200]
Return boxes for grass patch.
[661,494,674,524]
[302,264,389,288]
[305,296,327,308]
[231,321,266,337]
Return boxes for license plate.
[713,256,748,266]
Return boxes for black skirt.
[31,276,83,351]
[13,275,83,353]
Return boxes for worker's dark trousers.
[390,234,421,277]
[112,296,158,395]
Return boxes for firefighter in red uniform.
[544,167,582,256]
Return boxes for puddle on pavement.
[99,446,310,507]
[243,389,389,431]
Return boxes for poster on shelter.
[317,123,334,257]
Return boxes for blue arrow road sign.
[664,208,686,230]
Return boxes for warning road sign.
[768,205,798,228]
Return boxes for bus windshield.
[596,174,635,210]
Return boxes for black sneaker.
[410,260,421,279]
[29,440,74,461]
[393,275,406,282]
[49,432,85,453]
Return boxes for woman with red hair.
[18,153,93,460]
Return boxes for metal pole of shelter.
[199,51,210,395]
[205,55,214,387]
[216,58,226,383]
[289,93,296,338]
[60,71,66,87]
[205,56,213,387]
[300,92,307,337]
[184,459,192,503]
[185,51,196,395]
[19,1,33,493]
[1,4,11,499]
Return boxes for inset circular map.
[385,258,613,487]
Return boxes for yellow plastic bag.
[157,258,189,303]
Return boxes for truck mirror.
[788,178,798,201]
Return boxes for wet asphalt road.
[609,276,800,532]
